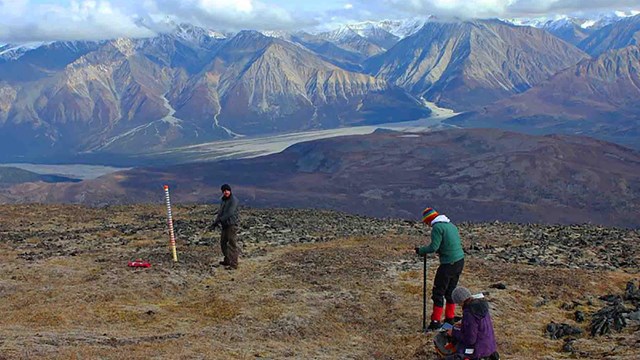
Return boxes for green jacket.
[418,217,464,264]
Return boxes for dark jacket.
[214,193,239,228]
[452,299,497,359]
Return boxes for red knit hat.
[422,207,439,224]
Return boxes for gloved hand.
[415,247,422,255]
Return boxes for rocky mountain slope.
[449,45,640,149]
[579,14,640,56]
[541,19,594,45]
[3,128,639,228]
[0,204,638,358]
[272,32,368,71]
[365,19,588,111]
[0,41,103,82]
[317,24,399,57]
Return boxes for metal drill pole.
[422,254,428,332]
[163,185,178,262]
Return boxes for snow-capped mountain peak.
[319,17,430,41]
[505,9,640,31]
[173,23,227,42]
[0,42,47,60]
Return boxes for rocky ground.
[0,204,638,359]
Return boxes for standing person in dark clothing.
[210,184,240,270]
[447,286,499,360]
[415,207,465,331]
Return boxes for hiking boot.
[426,320,442,331]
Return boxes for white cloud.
[0,0,638,42]
[381,0,640,18]
[0,0,29,16]
[198,0,253,13]
[0,0,305,42]
[151,0,303,31]
[0,0,155,42]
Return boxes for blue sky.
[0,0,639,42]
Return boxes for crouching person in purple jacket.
[447,287,499,360]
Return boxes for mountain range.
[364,19,587,111]
[505,10,639,45]
[448,45,640,149]
[0,29,428,161]
[0,13,639,165]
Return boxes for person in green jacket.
[415,207,465,331]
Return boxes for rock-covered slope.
[579,14,640,56]
[0,204,638,358]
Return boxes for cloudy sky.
[0,0,638,42]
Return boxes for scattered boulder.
[546,322,583,339]
[589,282,640,336]
[624,281,640,304]
[489,283,506,290]
[562,338,576,353]
[599,294,622,304]
[590,304,629,336]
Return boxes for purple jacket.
[451,299,497,359]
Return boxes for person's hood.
[467,299,490,319]
[430,215,450,225]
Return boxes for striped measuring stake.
[163,185,178,262]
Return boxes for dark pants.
[221,225,239,267]
[432,258,465,307]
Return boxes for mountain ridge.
[448,44,640,149]
[365,19,588,111]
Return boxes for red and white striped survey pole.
[163,185,178,262]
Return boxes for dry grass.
[0,205,638,359]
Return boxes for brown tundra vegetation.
[0,204,638,359]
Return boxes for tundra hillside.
[0,204,638,359]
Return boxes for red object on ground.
[128,259,151,268]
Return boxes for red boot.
[444,303,456,323]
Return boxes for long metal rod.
[163,185,178,262]
[422,254,428,332]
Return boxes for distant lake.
[0,163,130,180]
